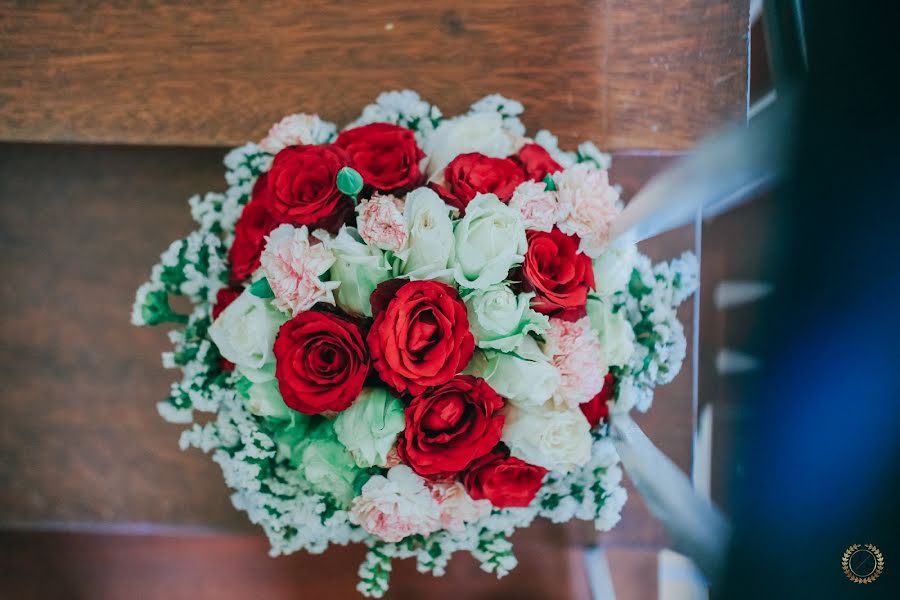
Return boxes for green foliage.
[249,277,275,299]
[140,289,188,325]
[628,268,652,298]
[542,174,557,191]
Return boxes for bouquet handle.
[610,412,730,584]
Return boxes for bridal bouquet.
[132,91,697,597]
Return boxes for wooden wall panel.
[0,1,748,149]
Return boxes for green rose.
[238,377,291,419]
[451,193,526,289]
[463,284,548,352]
[317,226,391,317]
[300,420,365,508]
[586,297,636,367]
[465,338,560,408]
[272,413,315,466]
[400,187,456,282]
[333,388,405,468]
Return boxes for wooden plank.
[0,144,244,529]
[0,529,596,600]
[0,1,748,149]
[0,144,694,552]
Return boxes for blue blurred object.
[721,2,900,598]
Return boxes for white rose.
[315,226,391,317]
[208,288,287,371]
[236,362,275,384]
[486,352,560,409]
[400,187,455,281]
[586,297,636,367]
[502,403,592,473]
[425,112,515,177]
[245,379,291,419]
[451,193,526,289]
[464,285,548,352]
[592,243,637,296]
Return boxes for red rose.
[335,123,425,193]
[212,286,242,320]
[430,152,526,212]
[273,310,369,415]
[580,372,616,427]
[463,447,548,508]
[522,228,595,315]
[513,143,562,181]
[398,376,505,477]
[228,174,279,284]
[264,144,351,233]
[367,280,475,396]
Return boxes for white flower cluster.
[596,249,699,413]
[131,91,697,597]
[533,129,612,171]
[469,93,527,137]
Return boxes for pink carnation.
[508,180,563,232]
[260,224,339,316]
[555,164,621,257]
[259,113,333,154]
[349,466,441,543]
[356,193,408,252]
[429,480,492,533]
[543,317,608,409]
[384,445,403,468]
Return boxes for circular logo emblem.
[842,544,884,584]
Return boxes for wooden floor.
[0,1,752,597]
[0,528,594,600]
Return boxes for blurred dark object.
[721,2,900,598]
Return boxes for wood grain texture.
[0,143,243,529]
[0,1,748,150]
[0,145,694,555]
[0,529,595,600]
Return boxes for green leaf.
[336,166,364,198]
[542,174,557,191]
[140,289,189,325]
[628,268,652,298]
[428,543,443,559]
[250,277,275,299]
[235,376,253,399]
